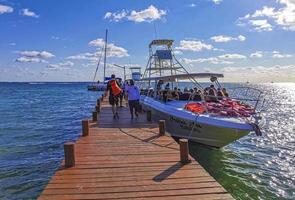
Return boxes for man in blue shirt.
[125,79,140,119]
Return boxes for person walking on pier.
[107,74,122,119]
[126,79,140,119]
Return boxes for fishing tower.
[142,39,210,89]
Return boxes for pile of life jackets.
[184,103,206,114]
[184,99,256,117]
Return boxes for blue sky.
[0,0,295,82]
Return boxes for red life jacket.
[110,80,122,96]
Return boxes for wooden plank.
[38,96,233,200]
[46,177,216,189]
[39,187,228,199]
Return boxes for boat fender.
[110,80,122,96]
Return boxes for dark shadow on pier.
[142,134,161,142]
[153,162,184,182]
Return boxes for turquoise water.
[0,83,101,200]
[0,82,294,199]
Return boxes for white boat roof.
[141,73,224,81]
[149,39,174,48]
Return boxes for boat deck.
[38,96,233,200]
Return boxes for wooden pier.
[38,96,233,200]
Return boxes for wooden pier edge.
[38,95,234,200]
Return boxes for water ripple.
[190,83,295,200]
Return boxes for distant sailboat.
[87,29,108,91]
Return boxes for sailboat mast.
[103,29,108,82]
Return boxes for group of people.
[107,74,230,118]
[144,83,229,103]
[106,74,140,119]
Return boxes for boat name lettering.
[170,116,202,131]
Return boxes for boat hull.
[140,98,251,148]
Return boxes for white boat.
[139,39,264,148]
[87,82,107,91]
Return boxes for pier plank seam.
[38,96,233,200]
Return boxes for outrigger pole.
[172,54,204,90]
[112,64,126,81]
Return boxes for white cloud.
[175,40,213,52]
[104,10,128,22]
[89,38,129,57]
[272,51,293,58]
[124,63,141,68]
[218,53,247,59]
[220,64,295,82]
[82,63,96,68]
[250,51,264,58]
[188,4,196,7]
[104,5,166,23]
[16,57,47,63]
[237,35,246,41]
[249,50,293,58]
[21,8,39,18]
[210,35,232,42]
[213,47,225,51]
[212,0,223,5]
[173,50,183,55]
[47,61,74,70]
[249,19,273,31]
[104,12,112,19]
[89,38,105,47]
[210,35,246,42]
[252,6,276,18]
[20,51,55,59]
[128,5,166,22]
[68,47,129,61]
[67,52,99,61]
[16,50,54,64]
[238,1,295,31]
[0,4,13,14]
[51,36,60,40]
[182,57,234,65]
[107,44,129,57]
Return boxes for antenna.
[153,22,158,39]
[129,58,132,66]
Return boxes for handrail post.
[159,120,166,136]
[64,142,75,168]
[95,105,100,113]
[179,139,190,164]
[96,99,101,107]
[147,110,152,122]
[82,119,89,136]
[92,111,98,122]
